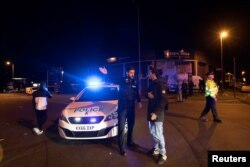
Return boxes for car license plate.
[75,126,95,131]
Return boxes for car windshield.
[76,86,118,101]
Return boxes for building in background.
[47,67,64,93]
[105,50,216,94]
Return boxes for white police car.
[58,80,120,140]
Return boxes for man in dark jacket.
[118,67,142,156]
[157,69,168,111]
[32,81,52,135]
[182,80,188,99]
[146,66,167,165]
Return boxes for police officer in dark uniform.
[118,67,142,156]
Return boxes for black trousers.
[118,100,135,152]
[200,96,220,120]
[35,109,47,130]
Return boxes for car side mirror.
[70,97,76,101]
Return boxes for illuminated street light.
[106,57,118,63]
[220,30,228,94]
[5,61,15,79]
[220,31,228,38]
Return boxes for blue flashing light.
[88,81,101,86]
[90,118,97,123]
[86,76,103,87]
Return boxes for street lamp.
[106,57,118,63]
[220,30,228,94]
[5,61,15,79]
[136,2,141,94]
[132,0,142,94]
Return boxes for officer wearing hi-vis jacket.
[199,71,222,123]
[118,67,142,156]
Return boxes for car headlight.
[59,114,69,123]
[104,111,118,122]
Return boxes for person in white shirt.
[32,81,52,135]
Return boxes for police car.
[58,79,120,140]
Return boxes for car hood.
[62,100,118,117]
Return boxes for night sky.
[1,0,250,82]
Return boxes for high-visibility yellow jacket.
[205,79,218,98]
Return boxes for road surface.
[0,92,250,167]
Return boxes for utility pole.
[233,57,236,98]
[137,3,141,94]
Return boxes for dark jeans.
[118,100,135,152]
[200,96,220,120]
[182,90,187,99]
[35,109,47,130]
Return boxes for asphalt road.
[0,92,250,167]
